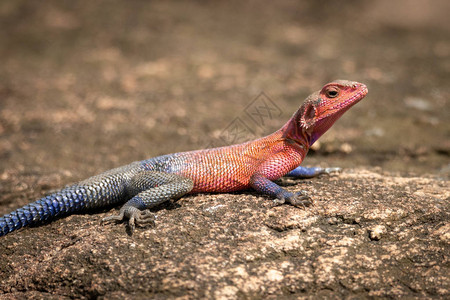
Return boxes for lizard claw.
[101,211,125,223]
[133,209,155,227]
[101,207,155,234]
[127,209,155,234]
[274,191,313,208]
[285,191,313,208]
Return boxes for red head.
[284,80,368,146]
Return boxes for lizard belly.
[167,148,259,193]
[181,161,255,193]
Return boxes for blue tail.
[0,187,88,237]
[0,162,148,237]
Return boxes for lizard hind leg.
[101,171,194,233]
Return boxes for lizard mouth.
[309,83,368,145]
[322,84,368,119]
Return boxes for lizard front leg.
[250,174,312,208]
[102,171,193,233]
[285,166,341,178]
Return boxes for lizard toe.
[101,211,125,224]
[286,191,313,208]
[124,208,155,233]
[101,207,154,233]
[134,209,156,228]
[128,215,136,234]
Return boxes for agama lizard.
[0,80,368,237]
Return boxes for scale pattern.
[0,80,368,236]
[0,163,143,236]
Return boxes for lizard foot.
[273,191,313,208]
[102,207,155,234]
[127,208,155,234]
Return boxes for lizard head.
[289,80,368,146]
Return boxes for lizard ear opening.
[305,105,316,119]
[300,103,316,130]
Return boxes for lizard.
[0,80,368,237]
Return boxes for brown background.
[0,1,448,298]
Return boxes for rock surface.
[0,169,448,298]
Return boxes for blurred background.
[0,0,448,183]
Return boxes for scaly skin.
[0,80,368,236]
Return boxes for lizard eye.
[325,88,339,98]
